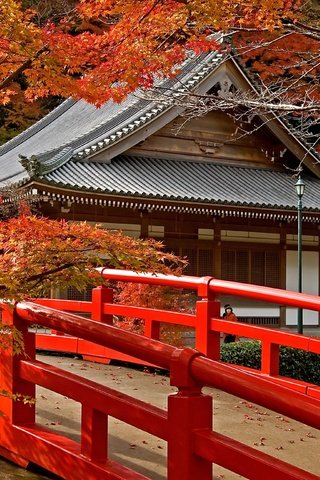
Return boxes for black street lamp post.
[295,174,305,335]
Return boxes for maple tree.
[0,211,185,372]
[114,280,195,346]
[1,0,319,153]
[232,29,320,150]
[0,213,185,302]
[0,86,55,144]
[0,0,303,108]
[0,209,185,398]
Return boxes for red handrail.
[35,270,320,382]
[97,268,320,310]
[17,302,174,370]
[15,302,320,430]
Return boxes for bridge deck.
[26,354,319,480]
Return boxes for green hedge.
[221,340,320,386]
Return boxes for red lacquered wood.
[194,430,320,480]
[1,269,320,480]
[17,302,175,370]
[190,357,320,429]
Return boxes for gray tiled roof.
[0,50,224,187]
[42,155,320,212]
[0,96,143,185]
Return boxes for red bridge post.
[81,285,113,462]
[81,405,108,463]
[0,306,35,466]
[195,277,221,360]
[261,341,280,376]
[82,286,111,460]
[144,314,160,341]
[0,306,35,424]
[91,285,114,324]
[168,348,212,480]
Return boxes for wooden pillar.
[140,210,149,239]
[213,219,221,278]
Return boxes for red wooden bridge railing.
[35,269,320,395]
[0,270,319,479]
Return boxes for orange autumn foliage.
[0,214,185,301]
[0,0,302,107]
[234,31,320,99]
[114,280,195,347]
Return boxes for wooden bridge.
[0,269,319,479]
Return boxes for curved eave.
[23,177,320,224]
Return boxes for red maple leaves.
[0,0,303,107]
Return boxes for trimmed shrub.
[221,340,320,386]
[221,340,261,370]
[280,346,320,385]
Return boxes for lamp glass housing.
[295,176,305,198]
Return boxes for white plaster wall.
[219,295,280,318]
[286,250,319,326]
[234,307,279,317]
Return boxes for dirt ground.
[1,353,320,479]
